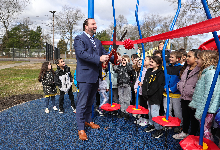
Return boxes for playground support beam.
[88,0,94,18]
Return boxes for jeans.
[45,96,55,108]
[99,90,109,107]
[148,102,162,130]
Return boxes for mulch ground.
[0,94,43,112]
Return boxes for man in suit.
[74,18,121,140]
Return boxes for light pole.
[49,11,56,63]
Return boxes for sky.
[1,0,219,49]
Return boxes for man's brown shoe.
[78,130,88,140]
[85,122,100,129]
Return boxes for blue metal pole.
[163,0,181,120]
[88,0,94,18]
[135,1,145,110]
[110,0,116,106]
[199,0,220,146]
[88,0,94,118]
[109,33,114,106]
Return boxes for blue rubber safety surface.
[0,92,192,149]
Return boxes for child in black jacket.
[38,62,57,113]
[141,56,165,138]
[54,58,76,113]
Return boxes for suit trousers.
[76,81,99,130]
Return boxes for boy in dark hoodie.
[54,58,76,113]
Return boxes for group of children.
[95,47,220,142]
[38,46,220,146]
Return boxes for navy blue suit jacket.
[74,32,114,83]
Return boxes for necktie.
[90,37,96,48]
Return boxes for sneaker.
[137,117,143,124]
[45,108,49,113]
[152,129,163,138]
[53,106,58,111]
[59,108,64,113]
[174,126,182,133]
[172,131,189,139]
[71,106,76,113]
[139,119,149,126]
[144,125,155,132]
[124,113,130,120]
[96,108,104,116]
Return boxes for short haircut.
[131,54,139,59]
[83,18,93,31]
[178,48,187,57]
[159,40,165,45]
[153,50,162,56]
[55,58,63,65]
[122,55,130,62]
[170,51,182,60]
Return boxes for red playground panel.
[126,105,149,114]
[101,103,121,112]
[152,116,181,127]
[179,135,220,150]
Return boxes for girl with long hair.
[38,62,57,113]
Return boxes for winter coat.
[189,65,220,120]
[106,64,118,89]
[134,67,147,95]
[41,71,57,95]
[54,65,73,92]
[113,63,133,87]
[177,65,200,101]
[99,68,109,90]
[130,69,139,90]
[74,70,78,89]
[142,67,165,105]
[163,63,182,98]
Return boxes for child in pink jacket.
[134,56,150,126]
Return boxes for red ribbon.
[101,16,220,45]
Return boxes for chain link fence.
[0,48,46,59]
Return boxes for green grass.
[0,63,77,98]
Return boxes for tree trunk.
[184,37,187,50]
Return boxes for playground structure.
[45,42,60,61]
[88,0,220,149]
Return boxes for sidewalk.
[0,61,39,70]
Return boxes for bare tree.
[0,0,30,39]
[107,14,128,40]
[55,5,84,53]
[165,0,220,50]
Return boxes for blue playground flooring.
[0,92,213,149]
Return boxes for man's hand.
[138,81,142,86]
[135,89,137,94]
[100,55,109,62]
